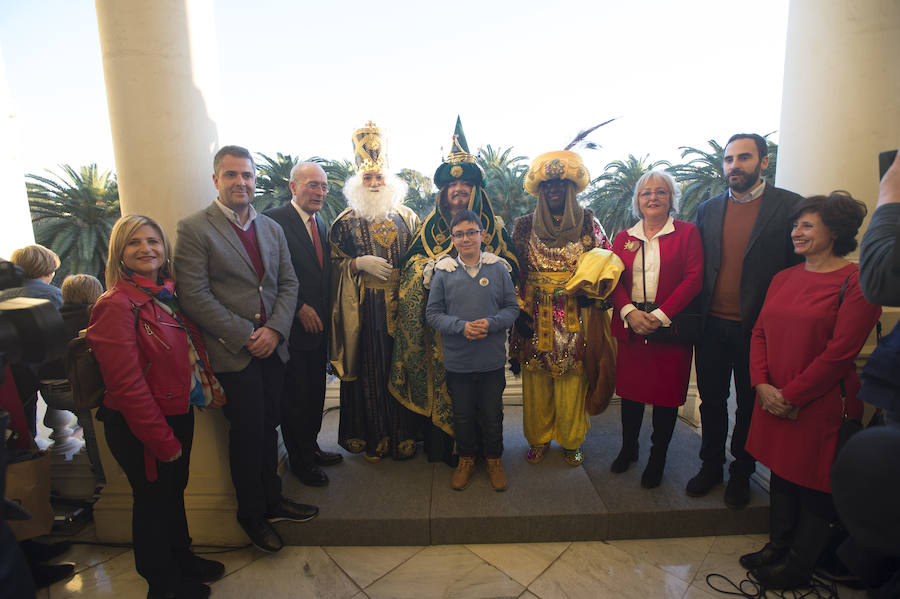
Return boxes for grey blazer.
[174,203,299,373]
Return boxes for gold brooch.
[479,277,489,287]
[451,165,463,178]
[624,240,638,252]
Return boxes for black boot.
[740,480,799,570]
[755,509,837,590]
[641,406,676,489]
[640,445,667,488]
[612,399,642,473]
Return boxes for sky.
[0,0,791,184]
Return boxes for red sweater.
[747,264,881,491]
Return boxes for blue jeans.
[446,368,506,457]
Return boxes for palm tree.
[315,158,355,226]
[669,140,726,223]
[671,137,780,222]
[397,168,434,219]
[476,144,534,226]
[26,164,120,282]
[254,152,297,212]
[585,154,669,239]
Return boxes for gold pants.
[522,369,589,450]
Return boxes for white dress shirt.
[620,216,675,327]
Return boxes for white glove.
[481,252,513,272]
[355,255,392,281]
[435,255,458,273]
[423,260,436,289]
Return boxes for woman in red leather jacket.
[87,215,226,599]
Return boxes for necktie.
[309,215,323,267]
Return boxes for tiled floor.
[40,527,868,598]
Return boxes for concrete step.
[276,399,768,546]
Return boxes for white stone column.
[95,0,221,237]
[93,0,248,545]
[776,0,900,401]
[776,0,899,206]
[0,43,36,258]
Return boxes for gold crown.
[352,121,387,173]
[445,134,476,164]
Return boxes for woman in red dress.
[610,171,704,488]
[741,193,881,589]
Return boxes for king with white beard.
[328,122,422,461]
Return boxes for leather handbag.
[65,302,139,411]
[834,275,863,455]
[635,239,701,344]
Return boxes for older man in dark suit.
[175,145,317,553]
[264,162,342,487]
[690,133,802,508]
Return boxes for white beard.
[343,172,408,222]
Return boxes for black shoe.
[21,539,72,562]
[31,562,75,588]
[610,443,639,474]
[313,448,343,466]
[740,542,789,570]
[266,497,318,523]
[147,580,211,599]
[238,517,283,553]
[640,449,666,489]
[686,464,723,497]
[724,473,751,509]
[754,511,837,590]
[293,464,329,487]
[179,551,225,583]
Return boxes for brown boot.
[486,457,508,492]
[451,456,476,490]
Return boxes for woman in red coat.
[741,193,881,589]
[87,215,226,599]
[610,171,704,488]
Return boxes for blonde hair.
[10,244,60,279]
[632,170,681,219]
[61,274,104,305]
[105,215,173,289]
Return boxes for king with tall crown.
[329,121,422,461]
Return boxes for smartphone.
[880,150,898,181]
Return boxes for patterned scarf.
[126,271,225,408]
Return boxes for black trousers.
[619,398,678,451]
[446,368,506,457]
[695,316,756,476]
[217,355,284,520]
[281,341,327,471]
[102,406,193,592]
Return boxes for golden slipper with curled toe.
[526,443,549,464]
[563,447,583,467]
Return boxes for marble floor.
[40,526,867,598]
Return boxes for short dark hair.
[214,145,255,175]
[726,133,768,161]
[791,191,868,257]
[450,209,481,231]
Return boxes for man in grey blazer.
[690,133,803,508]
[175,145,317,553]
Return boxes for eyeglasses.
[451,229,483,240]
[639,190,669,199]
[305,182,329,192]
